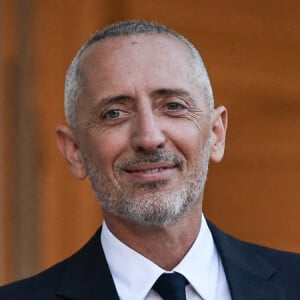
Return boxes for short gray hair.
[64,20,214,130]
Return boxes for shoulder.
[207,220,300,297]
[238,236,300,297]
[0,228,104,300]
[244,238,300,280]
[0,259,67,300]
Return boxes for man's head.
[57,20,227,227]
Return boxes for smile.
[123,163,177,183]
[124,162,176,172]
[128,167,168,174]
[132,168,165,174]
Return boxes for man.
[1,20,299,300]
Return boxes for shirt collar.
[173,216,219,300]
[101,222,162,299]
[101,215,219,300]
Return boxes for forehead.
[80,33,192,67]
[79,34,195,84]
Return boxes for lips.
[125,162,176,173]
[133,168,166,174]
[123,162,177,183]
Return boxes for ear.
[210,106,228,163]
[56,125,87,180]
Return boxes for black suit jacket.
[1,221,300,299]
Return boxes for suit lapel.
[56,228,119,300]
[208,221,286,300]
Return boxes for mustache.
[116,149,184,170]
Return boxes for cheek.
[168,123,211,165]
[84,129,130,170]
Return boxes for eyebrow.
[89,95,133,115]
[150,88,197,105]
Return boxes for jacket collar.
[207,221,285,300]
[56,228,119,300]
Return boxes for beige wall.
[1,0,300,285]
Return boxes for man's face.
[75,34,213,227]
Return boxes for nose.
[131,109,166,152]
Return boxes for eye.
[101,109,131,124]
[103,109,122,119]
[165,102,187,112]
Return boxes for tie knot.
[152,272,188,300]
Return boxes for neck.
[103,201,202,270]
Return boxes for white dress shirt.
[101,215,232,300]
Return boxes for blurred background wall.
[1,0,299,285]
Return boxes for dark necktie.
[152,272,188,300]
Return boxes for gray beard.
[84,145,210,227]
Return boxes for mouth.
[130,167,168,174]
[123,162,177,183]
[125,162,176,172]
